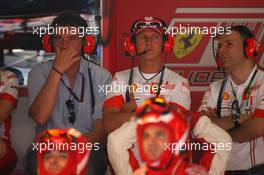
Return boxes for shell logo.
[131,83,138,92]
[223,91,231,101]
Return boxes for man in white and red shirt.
[103,16,190,175]
[0,70,18,174]
[103,16,190,135]
[199,25,264,174]
[104,17,232,175]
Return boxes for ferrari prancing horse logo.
[173,29,203,59]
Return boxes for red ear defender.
[163,34,174,53]
[42,34,53,53]
[244,38,260,58]
[83,35,96,54]
[124,36,136,56]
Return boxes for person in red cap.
[36,128,90,175]
[106,17,232,175]
[132,97,207,175]
[103,16,190,142]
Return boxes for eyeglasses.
[132,21,165,33]
[66,100,75,124]
[40,130,72,144]
[231,99,240,116]
[53,35,81,44]
[136,97,169,118]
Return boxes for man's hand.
[53,47,80,73]
[201,107,218,118]
[121,92,137,112]
[0,139,7,159]
[239,114,251,125]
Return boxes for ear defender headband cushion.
[124,35,137,56]
[83,35,96,54]
[42,12,96,54]
[244,38,260,58]
[230,25,260,58]
[42,34,53,53]
[163,34,174,53]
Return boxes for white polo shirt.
[199,65,264,170]
[104,66,191,111]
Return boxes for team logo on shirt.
[181,81,190,95]
[131,83,139,92]
[223,91,231,101]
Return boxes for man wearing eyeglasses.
[199,25,264,174]
[26,12,112,175]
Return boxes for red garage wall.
[102,0,264,111]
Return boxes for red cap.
[130,16,167,35]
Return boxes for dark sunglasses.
[132,21,165,33]
[136,97,169,118]
[40,131,71,144]
[231,99,240,116]
[66,99,75,124]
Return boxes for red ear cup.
[244,38,260,58]
[163,34,174,53]
[83,35,96,54]
[42,34,53,53]
[124,34,174,56]
[124,36,136,56]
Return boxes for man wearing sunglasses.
[199,25,264,174]
[26,12,112,175]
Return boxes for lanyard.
[61,73,85,102]
[125,66,165,102]
[229,68,258,114]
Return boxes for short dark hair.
[230,25,254,40]
[51,12,87,28]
